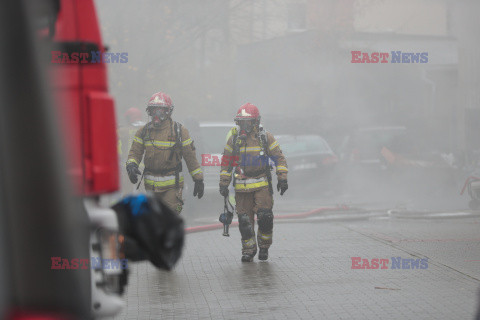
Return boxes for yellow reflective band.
[144,140,176,148]
[220,171,231,177]
[235,180,269,190]
[126,158,139,165]
[182,138,192,147]
[144,176,184,187]
[258,232,272,241]
[243,147,262,152]
[229,194,236,206]
[276,165,288,172]
[242,238,256,248]
[225,145,233,153]
[190,168,202,176]
[133,136,144,145]
[269,141,279,151]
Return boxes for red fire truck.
[0,1,167,319]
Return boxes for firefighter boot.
[258,248,268,261]
[241,253,255,262]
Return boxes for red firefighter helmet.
[235,103,260,134]
[147,92,173,109]
[146,92,174,125]
[234,103,260,121]
[124,107,143,124]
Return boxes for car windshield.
[279,135,332,156]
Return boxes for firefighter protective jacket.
[220,128,288,192]
[127,119,203,192]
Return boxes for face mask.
[150,107,170,126]
[237,120,255,134]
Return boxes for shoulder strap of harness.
[259,127,269,156]
[167,121,182,160]
[175,121,182,154]
[258,126,273,194]
[173,121,182,188]
[232,128,238,150]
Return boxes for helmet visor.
[235,119,255,133]
[148,106,171,124]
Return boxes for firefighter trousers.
[235,187,273,256]
[154,187,184,214]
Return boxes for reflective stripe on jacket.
[234,177,269,191]
[144,174,185,188]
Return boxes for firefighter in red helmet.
[126,92,204,213]
[219,103,288,262]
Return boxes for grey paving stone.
[112,215,480,320]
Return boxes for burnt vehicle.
[338,126,459,198]
[461,175,480,210]
[338,126,408,172]
[460,165,480,210]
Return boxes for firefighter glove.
[193,179,204,199]
[219,185,229,197]
[277,179,288,196]
[126,162,141,184]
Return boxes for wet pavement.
[111,204,480,320]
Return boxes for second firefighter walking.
[219,103,288,262]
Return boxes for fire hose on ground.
[185,205,351,234]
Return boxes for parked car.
[275,134,339,192]
[196,122,235,192]
[182,122,235,217]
